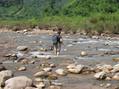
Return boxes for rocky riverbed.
[0,29,119,89]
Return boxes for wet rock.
[43,67,52,72]
[18,66,26,71]
[100,83,105,87]
[29,60,35,64]
[105,77,111,80]
[112,64,119,73]
[0,65,6,71]
[4,54,18,61]
[51,81,62,86]
[0,70,13,87]
[25,87,38,89]
[32,41,38,44]
[80,51,87,56]
[34,82,45,89]
[39,48,47,51]
[105,83,111,88]
[92,36,99,39]
[17,46,28,51]
[81,66,95,74]
[113,58,119,62]
[49,64,56,68]
[23,29,28,33]
[49,85,61,89]
[67,64,85,74]
[55,69,67,76]
[34,78,43,82]
[20,59,29,64]
[94,71,107,80]
[4,54,11,57]
[96,64,113,73]
[112,73,119,80]
[114,86,119,89]
[46,55,51,60]
[4,76,32,89]
[34,71,48,78]
[47,72,58,80]
[67,64,76,69]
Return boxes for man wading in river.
[52,28,63,55]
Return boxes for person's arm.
[60,36,63,44]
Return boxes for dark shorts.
[53,42,61,49]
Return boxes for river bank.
[0,29,119,89]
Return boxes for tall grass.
[0,12,119,34]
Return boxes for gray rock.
[49,64,56,68]
[112,73,119,80]
[34,82,45,89]
[18,66,26,71]
[55,69,67,76]
[112,58,119,62]
[80,51,87,56]
[34,71,48,78]
[51,81,62,86]
[20,59,29,64]
[0,65,6,71]
[4,54,18,61]
[94,71,107,80]
[29,60,35,64]
[112,64,119,73]
[4,76,32,89]
[0,70,13,87]
[34,78,43,82]
[49,85,61,89]
[25,87,38,89]
[17,46,28,51]
[43,67,52,72]
[105,83,111,88]
[67,64,84,74]
[96,64,113,73]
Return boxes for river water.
[0,31,119,89]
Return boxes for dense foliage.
[0,0,119,34]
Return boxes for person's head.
[58,28,62,32]
[57,28,62,35]
[57,31,61,35]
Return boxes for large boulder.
[17,46,28,51]
[94,71,107,80]
[0,70,13,87]
[67,64,85,74]
[55,69,67,76]
[112,73,119,80]
[96,64,113,73]
[112,64,119,73]
[4,76,32,89]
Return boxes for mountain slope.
[0,0,119,18]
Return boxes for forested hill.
[0,0,119,18]
[0,0,119,34]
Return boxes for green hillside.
[0,0,119,34]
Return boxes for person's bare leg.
[54,44,58,55]
[57,43,61,55]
